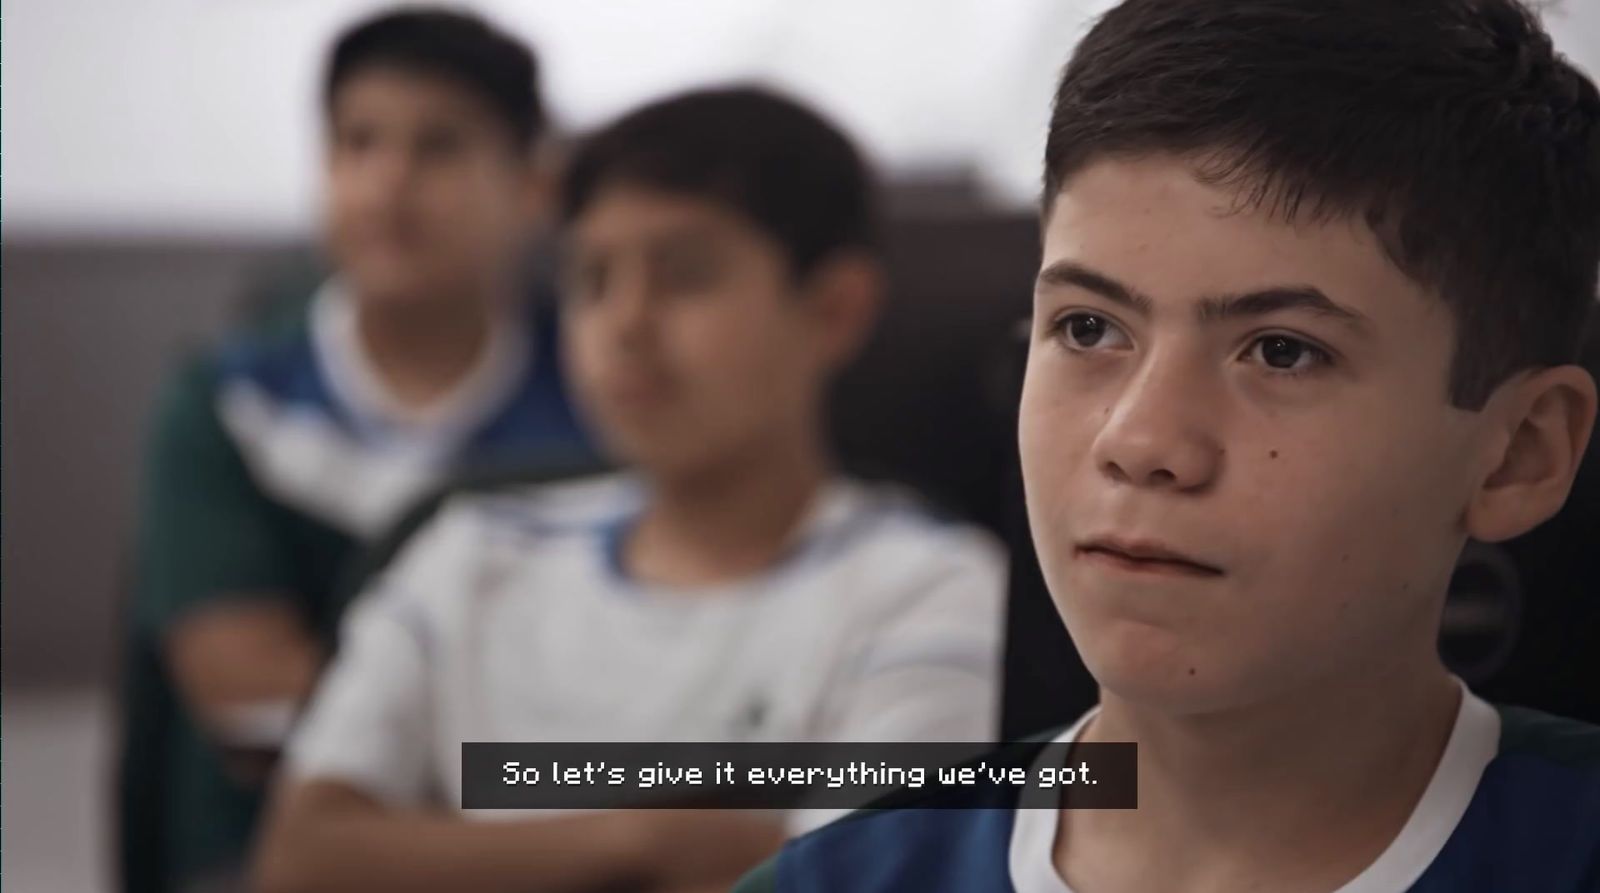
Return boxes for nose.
[347,144,413,213]
[1089,349,1224,491]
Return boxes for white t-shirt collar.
[310,279,532,457]
[598,477,867,598]
[1008,678,1500,893]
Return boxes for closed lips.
[1077,539,1224,576]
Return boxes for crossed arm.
[252,779,784,893]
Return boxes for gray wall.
[3,239,302,687]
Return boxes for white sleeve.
[823,528,1007,742]
[282,505,482,807]
[284,589,436,806]
[789,528,1008,835]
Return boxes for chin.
[1067,615,1257,715]
[345,275,432,306]
[1092,664,1249,716]
[346,259,463,303]
[593,429,695,478]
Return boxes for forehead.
[1040,156,1444,333]
[569,185,766,254]
[329,66,505,133]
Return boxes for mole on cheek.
[1269,450,1279,459]
[1187,667,1197,676]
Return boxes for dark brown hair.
[326,7,543,150]
[560,86,878,280]
[1045,0,1600,407]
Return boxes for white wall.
[4,0,1597,236]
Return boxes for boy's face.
[560,185,840,477]
[1021,155,1493,713]
[325,67,540,306]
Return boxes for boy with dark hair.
[130,8,590,890]
[252,86,1006,893]
[736,0,1600,890]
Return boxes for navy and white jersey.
[738,683,1600,892]
[211,280,591,538]
[134,279,593,883]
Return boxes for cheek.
[1254,411,1468,581]
[1240,455,1394,631]
[1019,373,1057,472]
[646,310,763,440]
[418,179,484,230]
[1019,358,1099,547]
[690,297,807,390]
[323,185,363,244]
[409,169,507,237]
[1229,419,1468,664]
[560,320,601,398]
[323,163,364,205]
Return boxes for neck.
[626,428,831,588]
[1064,651,1460,892]
[354,290,502,409]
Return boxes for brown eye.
[1052,312,1131,351]
[652,254,721,294]
[334,124,377,155]
[1069,314,1107,346]
[1245,334,1332,375]
[415,127,466,161]
[1261,336,1303,368]
[560,259,607,305]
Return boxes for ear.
[1465,364,1597,542]
[800,251,885,370]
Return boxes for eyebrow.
[563,225,720,267]
[1035,260,1373,333]
[645,228,721,259]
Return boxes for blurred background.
[4,1,1599,890]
